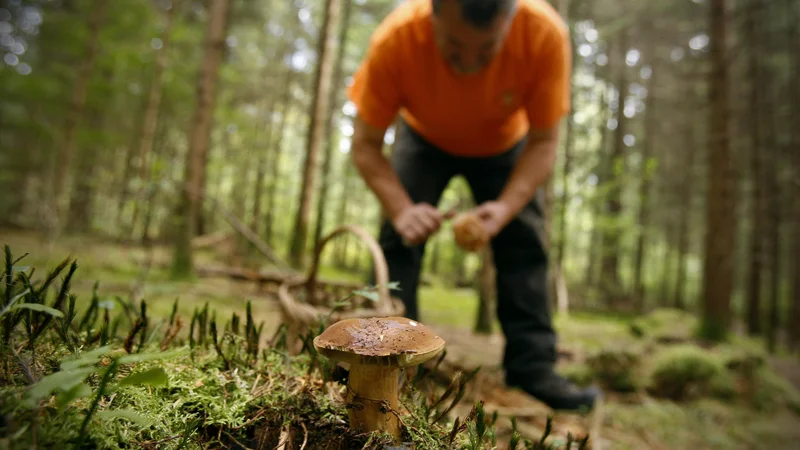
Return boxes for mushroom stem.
[346,363,400,439]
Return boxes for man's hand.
[474,201,513,238]
[393,203,444,246]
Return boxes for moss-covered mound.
[0,246,582,450]
[630,308,698,344]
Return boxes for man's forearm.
[351,141,412,220]
[498,137,558,217]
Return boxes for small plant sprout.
[313,316,446,440]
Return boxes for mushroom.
[452,211,489,252]
[313,316,446,439]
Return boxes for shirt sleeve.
[347,34,403,130]
[525,25,572,130]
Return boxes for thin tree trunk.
[131,0,177,237]
[674,99,697,310]
[52,0,109,220]
[334,162,353,267]
[601,36,628,306]
[788,0,800,351]
[264,68,296,246]
[250,101,274,236]
[474,248,496,334]
[170,0,233,278]
[289,0,343,267]
[555,2,574,271]
[765,77,782,353]
[744,5,765,336]
[585,82,609,292]
[701,0,735,341]
[313,0,353,251]
[633,65,657,312]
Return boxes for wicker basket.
[277,224,406,347]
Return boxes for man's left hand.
[474,201,514,238]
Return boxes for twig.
[11,347,35,385]
[222,430,254,450]
[299,422,308,450]
[275,423,291,450]
[250,373,261,395]
[230,408,267,430]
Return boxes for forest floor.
[2,229,800,450]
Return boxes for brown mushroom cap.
[313,317,445,368]
[452,212,489,252]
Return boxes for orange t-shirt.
[347,0,572,157]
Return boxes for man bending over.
[347,0,600,411]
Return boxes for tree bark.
[313,0,353,251]
[788,0,800,351]
[633,63,656,312]
[674,89,697,311]
[744,6,765,336]
[170,0,233,278]
[131,0,177,237]
[765,74,782,353]
[585,81,609,292]
[52,0,109,220]
[600,35,628,306]
[701,0,735,341]
[289,0,343,268]
[264,67,296,246]
[474,248,496,334]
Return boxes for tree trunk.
[131,0,177,238]
[600,36,628,306]
[555,1,574,271]
[744,6,765,336]
[334,161,354,267]
[474,248,496,334]
[674,97,697,311]
[313,0,353,251]
[289,0,343,268]
[170,0,233,278]
[789,0,800,351]
[633,65,656,312]
[765,77,782,353]
[585,82,610,292]
[52,0,109,220]
[701,0,735,341]
[264,68,296,246]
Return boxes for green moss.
[586,343,644,392]
[647,345,736,401]
[630,308,698,343]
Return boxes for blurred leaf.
[56,382,92,412]
[116,348,185,365]
[60,345,114,371]
[119,367,168,387]
[24,367,97,407]
[97,409,152,427]
[11,303,63,318]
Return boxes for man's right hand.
[391,203,444,246]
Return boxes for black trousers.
[376,119,557,380]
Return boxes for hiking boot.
[507,371,602,412]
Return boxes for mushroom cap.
[313,317,446,368]
[452,212,489,252]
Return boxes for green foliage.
[586,343,643,392]
[0,246,579,449]
[647,345,736,401]
[630,308,699,343]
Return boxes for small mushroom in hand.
[313,317,446,440]
[452,212,489,252]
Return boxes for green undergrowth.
[565,308,800,416]
[0,245,586,450]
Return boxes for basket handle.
[305,224,392,313]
